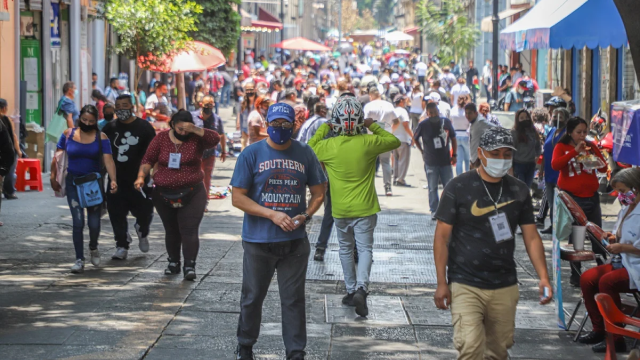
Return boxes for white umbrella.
[384,31,414,42]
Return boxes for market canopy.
[383,31,414,42]
[500,0,627,50]
[271,37,331,51]
[138,41,225,73]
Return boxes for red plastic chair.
[15,158,43,192]
[595,293,640,360]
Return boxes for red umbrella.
[271,37,331,52]
[138,41,226,73]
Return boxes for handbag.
[53,128,73,198]
[73,131,105,208]
[46,101,69,144]
[156,185,198,208]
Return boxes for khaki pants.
[450,282,519,360]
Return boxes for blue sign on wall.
[50,2,60,48]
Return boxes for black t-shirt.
[233,81,243,102]
[413,117,455,167]
[102,118,156,186]
[466,67,479,87]
[0,116,15,148]
[435,171,535,290]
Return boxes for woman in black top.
[0,118,17,226]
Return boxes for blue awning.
[500,0,627,51]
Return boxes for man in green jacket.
[309,94,401,317]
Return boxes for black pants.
[152,183,207,263]
[567,191,606,273]
[237,237,310,359]
[106,184,154,249]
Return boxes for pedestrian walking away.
[433,126,552,360]
[363,85,398,196]
[408,82,424,132]
[136,110,220,280]
[466,103,495,169]
[392,95,414,187]
[192,95,227,212]
[414,102,456,218]
[309,95,400,317]
[230,102,326,360]
[0,99,21,200]
[50,105,118,273]
[103,94,156,260]
[0,118,16,226]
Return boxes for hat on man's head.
[426,92,441,103]
[479,127,517,151]
[266,103,295,123]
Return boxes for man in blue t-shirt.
[230,102,326,360]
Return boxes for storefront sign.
[51,2,61,48]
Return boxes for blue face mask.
[73,89,79,98]
[267,126,293,145]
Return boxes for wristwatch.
[300,212,312,224]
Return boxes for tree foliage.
[374,0,395,27]
[416,0,479,64]
[104,0,202,91]
[333,1,378,34]
[191,0,241,57]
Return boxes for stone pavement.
[0,106,625,359]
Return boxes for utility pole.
[491,0,499,100]
[281,0,285,65]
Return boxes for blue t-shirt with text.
[230,140,326,243]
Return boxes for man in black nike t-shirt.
[432,126,552,360]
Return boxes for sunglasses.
[269,121,293,129]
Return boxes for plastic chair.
[15,158,43,192]
[595,293,640,360]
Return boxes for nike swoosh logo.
[470,200,516,217]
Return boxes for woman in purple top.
[51,105,118,274]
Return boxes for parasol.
[271,37,331,51]
[138,41,226,73]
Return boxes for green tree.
[104,0,202,92]
[191,0,241,56]
[416,0,479,64]
[374,0,395,27]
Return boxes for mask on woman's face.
[78,121,98,133]
[618,190,636,206]
[246,91,255,97]
[104,113,115,121]
[172,125,192,142]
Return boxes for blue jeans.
[456,135,470,176]
[425,165,454,213]
[315,181,334,249]
[513,161,537,188]
[221,84,231,107]
[66,174,101,260]
[334,214,377,293]
[2,157,16,196]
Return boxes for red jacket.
[551,141,607,198]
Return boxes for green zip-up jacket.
[308,122,401,219]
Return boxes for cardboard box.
[25,130,45,168]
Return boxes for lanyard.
[477,170,503,213]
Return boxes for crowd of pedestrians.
[2,42,638,360]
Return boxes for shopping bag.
[46,104,68,143]
[73,173,104,208]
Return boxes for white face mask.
[481,149,512,178]
[517,88,525,95]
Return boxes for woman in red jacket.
[551,117,608,285]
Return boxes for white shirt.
[409,91,424,114]
[364,99,397,132]
[450,84,471,106]
[415,62,428,76]
[482,64,492,85]
[393,107,412,144]
[371,59,381,71]
[145,93,168,110]
[450,106,468,135]
[438,101,451,120]
[615,204,640,289]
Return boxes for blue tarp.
[500,0,627,50]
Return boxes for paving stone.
[509,329,604,360]
[144,347,229,360]
[164,311,239,336]
[325,295,409,325]
[62,330,158,347]
[414,326,457,359]
[46,345,148,359]
[329,351,421,360]
[0,327,76,345]
[0,344,60,360]
[402,296,451,326]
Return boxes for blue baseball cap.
[284,65,292,71]
[267,103,295,123]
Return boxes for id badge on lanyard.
[433,118,446,149]
[169,153,181,169]
[489,212,513,243]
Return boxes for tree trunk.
[612,0,640,85]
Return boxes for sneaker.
[342,292,355,306]
[4,193,18,200]
[235,344,255,360]
[90,249,101,267]
[135,223,149,253]
[313,248,326,262]
[112,247,128,260]
[385,185,392,196]
[353,287,369,317]
[165,259,181,275]
[70,259,85,273]
[183,260,196,281]
[535,218,545,228]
